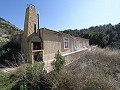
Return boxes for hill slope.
[0,17,22,35]
[0,17,23,46]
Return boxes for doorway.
[33,51,43,62]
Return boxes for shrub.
[51,50,65,73]
[0,72,16,90]
[51,71,76,90]
[26,62,46,84]
[12,61,47,90]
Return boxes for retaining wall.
[44,48,89,72]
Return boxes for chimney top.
[27,4,35,8]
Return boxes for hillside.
[63,23,120,49]
[0,17,22,46]
[0,17,22,66]
[0,17,22,35]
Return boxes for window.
[33,42,41,50]
[64,37,69,49]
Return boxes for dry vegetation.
[54,47,120,90]
[0,47,120,90]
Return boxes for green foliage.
[0,72,16,90]
[0,42,21,67]
[1,62,46,90]
[26,61,46,79]
[20,62,46,89]
[51,50,65,73]
[63,23,120,49]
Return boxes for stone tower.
[21,4,38,63]
[23,4,37,37]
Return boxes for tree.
[62,23,120,49]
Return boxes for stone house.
[12,4,89,71]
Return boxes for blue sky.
[0,0,120,31]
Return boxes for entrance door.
[34,52,43,62]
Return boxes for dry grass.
[0,47,120,90]
[51,47,120,90]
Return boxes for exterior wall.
[86,40,89,48]
[74,38,80,51]
[21,5,38,63]
[23,5,37,37]
[42,29,61,63]
[42,29,90,60]
[41,29,90,72]
[43,30,61,55]
[79,38,84,49]
[83,39,89,48]
[63,48,88,65]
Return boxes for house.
[12,4,89,72]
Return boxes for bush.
[51,50,65,73]
[0,41,22,67]
[0,72,16,90]
[51,71,76,90]
[11,61,47,90]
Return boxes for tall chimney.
[37,12,39,30]
[37,12,40,37]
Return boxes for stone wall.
[63,48,88,65]
[44,48,89,73]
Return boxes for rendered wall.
[21,5,38,63]
[45,48,89,73]
[43,30,61,55]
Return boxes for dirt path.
[0,67,18,73]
